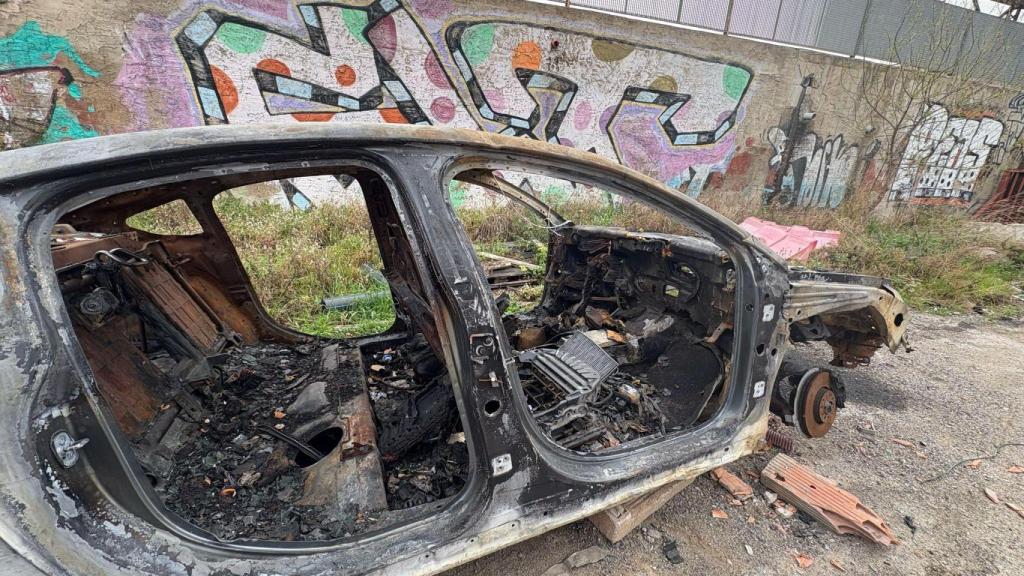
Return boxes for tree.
[834,0,1021,211]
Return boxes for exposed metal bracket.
[51,431,90,468]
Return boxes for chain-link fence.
[564,0,1023,84]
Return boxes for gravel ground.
[446,313,1024,576]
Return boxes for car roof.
[0,123,754,247]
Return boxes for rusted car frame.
[0,124,907,575]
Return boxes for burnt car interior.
[53,167,466,541]
[50,164,742,543]
[452,171,737,453]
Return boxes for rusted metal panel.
[186,272,260,344]
[976,169,1024,223]
[50,234,139,271]
[298,395,387,513]
[122,260,220,351]
[73,319,164,438]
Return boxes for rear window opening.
[51,170,467,542]
[450,170,737,453]
[211,183,397,339]
[124,199,204,236]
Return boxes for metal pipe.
[851,0,873,58]
[254,424,325,462]
[322,291,389,311]
[723,0,735,36]
[771,0,784,41]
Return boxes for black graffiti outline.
[444,19,751,149]
[604,87,696,167]
[892,102,1005,203]
[175,0,455,126]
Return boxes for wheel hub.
[794,369,838,438]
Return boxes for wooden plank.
[477,251,543,271]
[588,478,693,543]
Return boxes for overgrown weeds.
[810,209,1024,316]
[703,183,1024,316]
[133,189,1023,339]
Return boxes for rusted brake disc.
[793,368,839,438]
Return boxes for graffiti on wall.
[172,0,753,196]
[765,127,861,208]
[991,92,1024,165]
[0,21,99,150]
[443,21,750,193]
[888,104,1004,204]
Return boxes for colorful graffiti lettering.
[888,104,1004,204]
[0,21,99,150]
[174,1,753,196]
[765,127,860,208]
[446,23,750,194]
[176,3,476,128]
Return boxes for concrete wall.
[1,0,1020,211]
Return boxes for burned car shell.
[0,124,908,575]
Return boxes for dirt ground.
[446,313,1024,576]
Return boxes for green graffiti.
[541,185,570,205]
[723,66,750,101]
[0,22,99,145]
[342,9,369,44]
[448,180,467,208]
[461,24,495,67]
[216,22,267,53]
[0,21,100,77]
[39,104,98,144]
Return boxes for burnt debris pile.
[506,225,735,452]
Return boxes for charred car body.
[0,125,908,575]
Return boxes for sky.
[944,0,1023,21]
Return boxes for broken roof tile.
[760,454,898,546]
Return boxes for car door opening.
[450,170,737,453]
[52,168,468,542]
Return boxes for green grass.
[289,294,397,338]
[211,195,395,338]
[126,199,203,235]
[809,210,1024,316]
[131,191,1024,337]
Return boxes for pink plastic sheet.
[738,217,841,261]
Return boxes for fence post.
[851,0,872,58]
[676,0,684,23]
[771,0,784,41]
[954,9,974,73]
[723,0,735,36]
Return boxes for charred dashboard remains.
[505,225,736,453]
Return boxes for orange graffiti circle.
[256,58,291,77]
[211,66,239,114]
[511,41,542,70]
[292,112,336,122]
[335,64,357,87]
[378,108,409,124]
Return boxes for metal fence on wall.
[563,0,1024,84]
